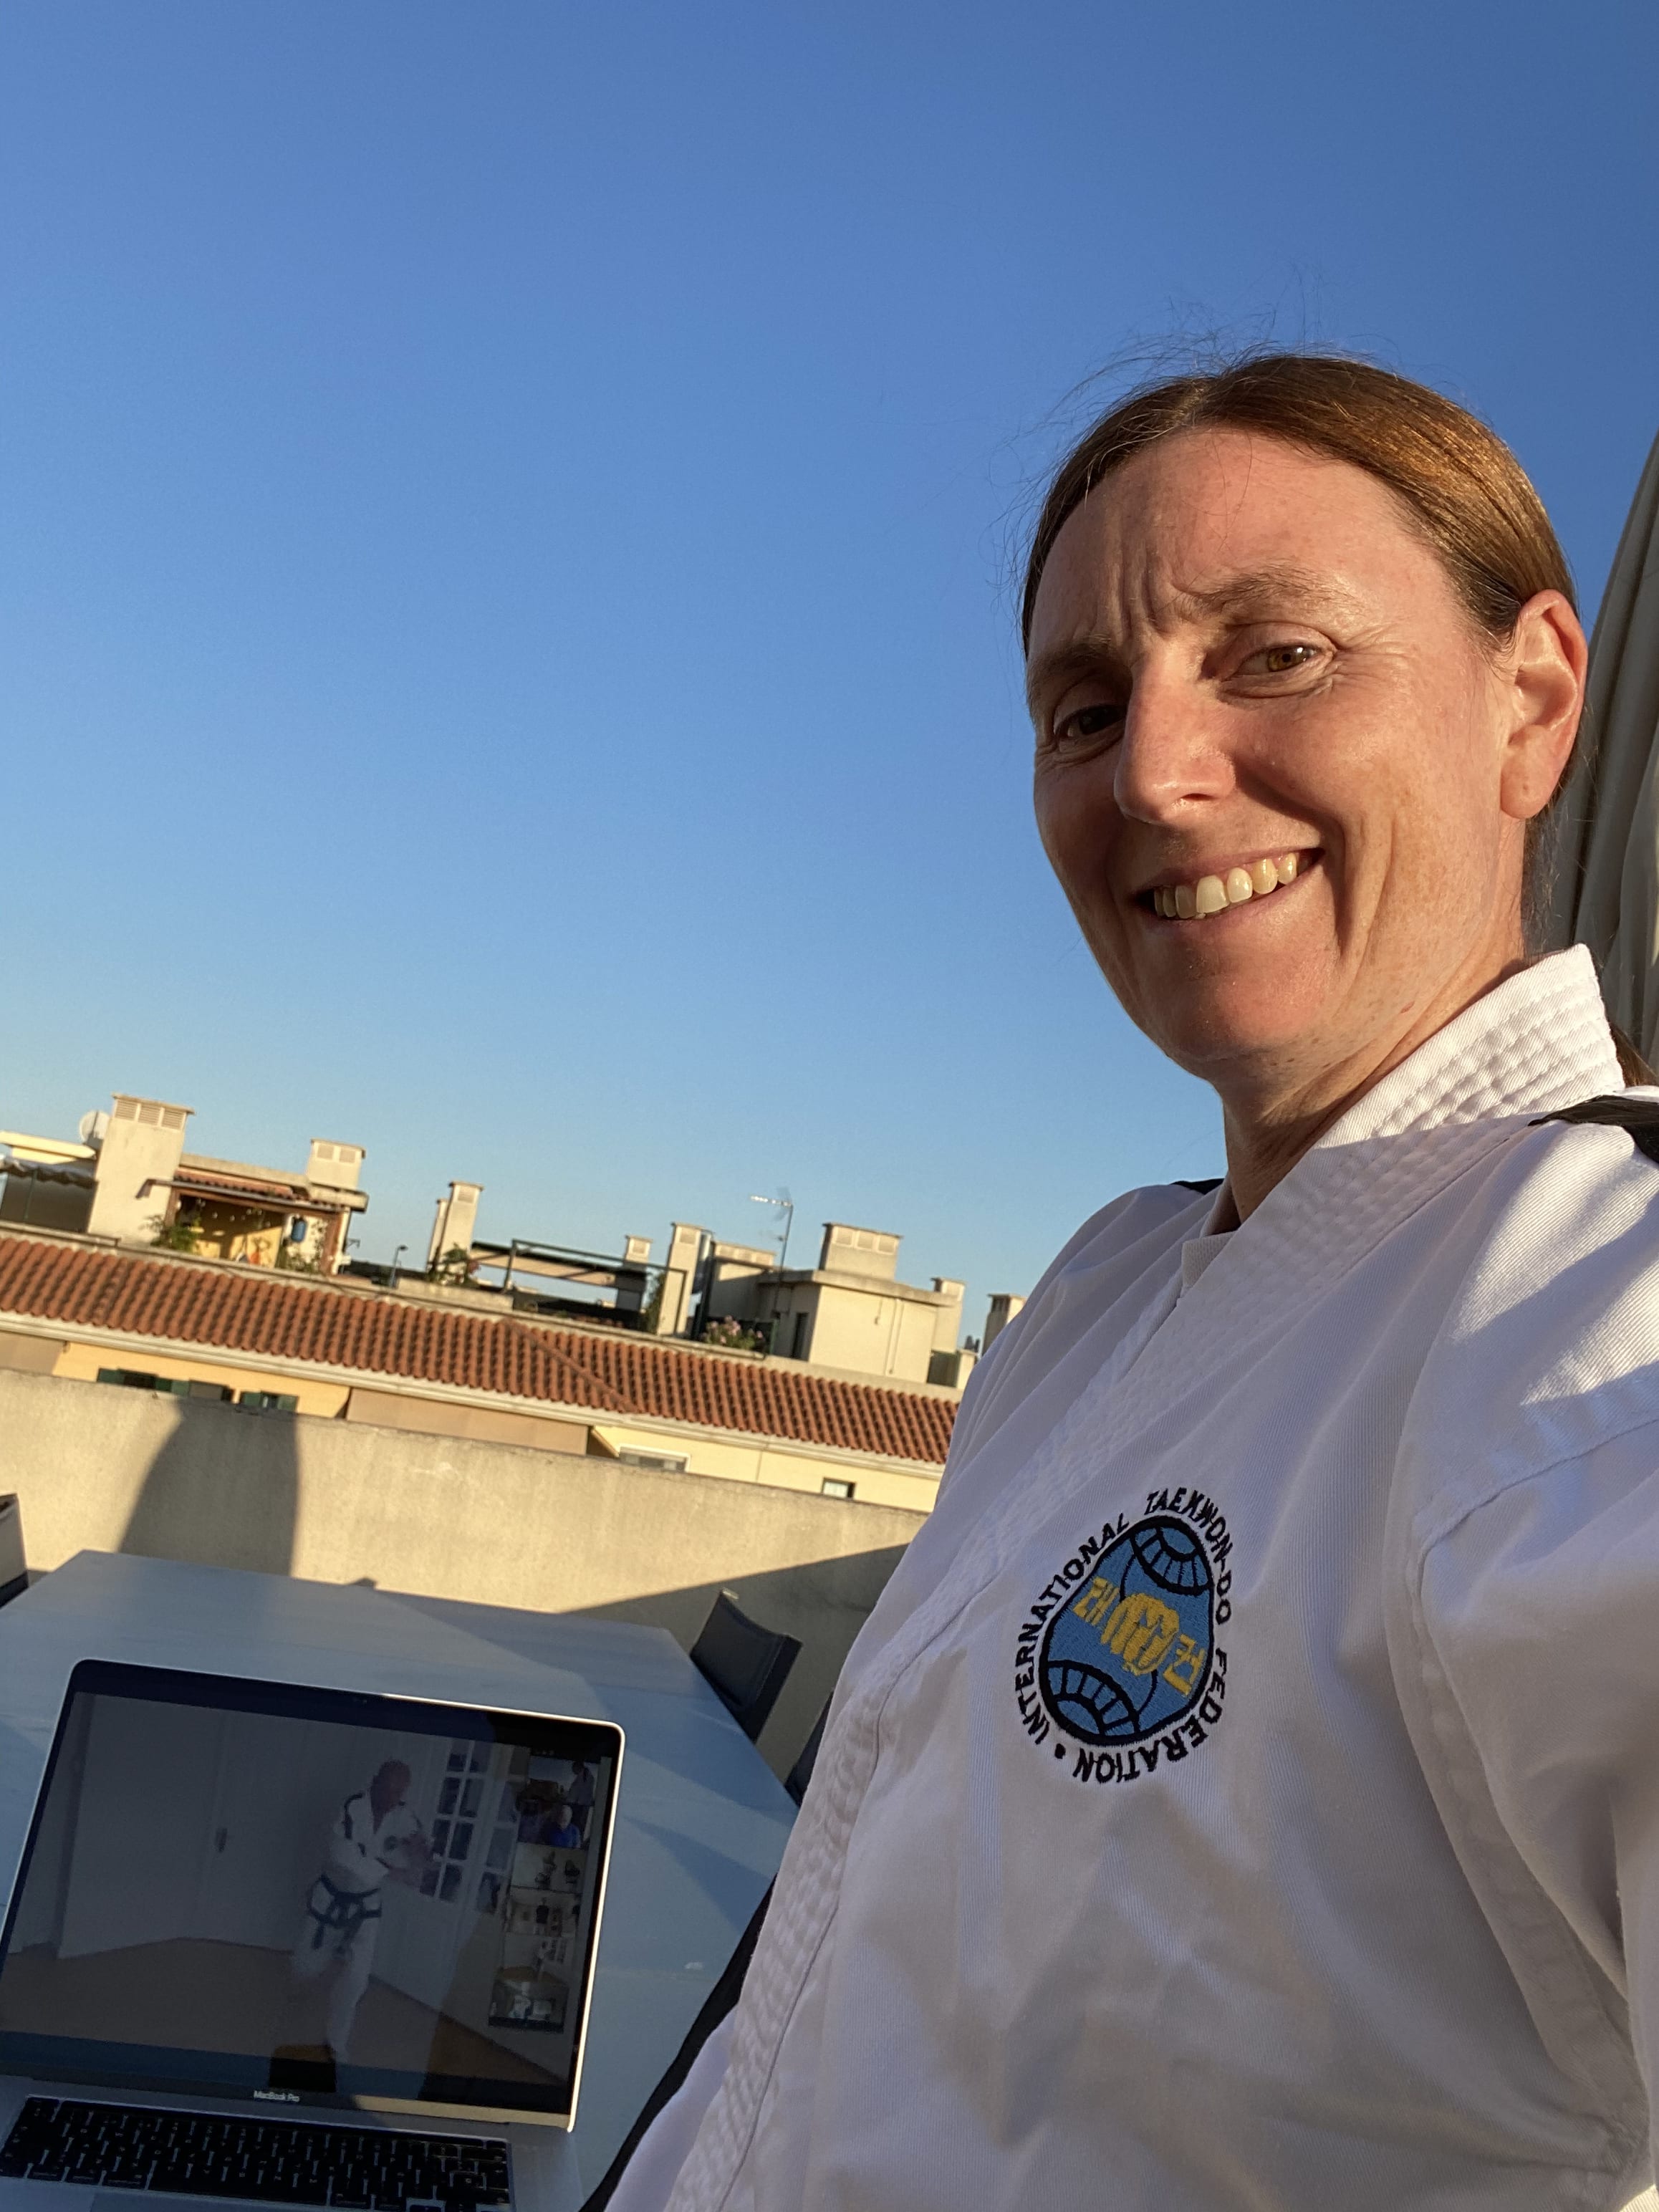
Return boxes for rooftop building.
[0,1089,1020,1509]
[0,1095,368,1272]
[0,1225,956,1512]
[415,1187,980,1388]
[699,1220,970,1387]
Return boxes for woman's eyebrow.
[1024,635,1122,715]
[1178,562,1365,623]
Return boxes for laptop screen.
[0,1662,622,2127]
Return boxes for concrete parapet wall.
[0,1367,924,1775]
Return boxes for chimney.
[428,1181,484,1270]
[655,1222,706,1335]
[86,1095,192,1244]
[612,1235,655,1317]
[983,1292,1026,1352]
[928,1345,978,1390]
[930,1276,966,1354]
[819,1223,902,1281]
[307,1140,365,1192]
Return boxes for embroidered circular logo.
[1014,1494,1232,1785]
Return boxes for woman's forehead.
[1028,428,1440,652]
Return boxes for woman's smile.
[1141,849,1316,920]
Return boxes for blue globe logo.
[1039,1516,1214,1746]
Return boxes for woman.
[612,356,1659,2211]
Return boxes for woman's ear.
[1499,590,1588,822]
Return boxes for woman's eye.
[1053,702,1123,746]
[1246,642,1320,676]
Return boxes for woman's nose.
[1112,675,1235,823]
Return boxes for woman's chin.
[1145,988,1332,1081]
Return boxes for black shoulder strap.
[1530,1094,1659,1165]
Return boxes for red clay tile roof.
[0,1231,956,1467]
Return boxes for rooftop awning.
[1543,425,1659,1059]
[0,1158,95,1188]
[159,1173,352,1216]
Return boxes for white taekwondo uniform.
[615,947,1659,2212]
[293,1786,422,2060]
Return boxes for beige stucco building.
[697,1220,969,1386]
[1,1095,367,1270]
[427,1193,979,1390]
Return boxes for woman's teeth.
[1153,853,1302,920]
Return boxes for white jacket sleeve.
[1411,1423,1659,2170]
[598,2015,735,2212]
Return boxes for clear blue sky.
[4,1,1658,1330]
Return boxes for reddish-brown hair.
[1020,352,1575,651]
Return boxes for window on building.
[616,1448,688,1473]
[99,1367,156,1390]
[822,1478,856,1500]
[792,1312,810,1360]
[96,1369,233,1403]
[239,1390,299,1414]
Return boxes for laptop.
[0,1660,623,2212]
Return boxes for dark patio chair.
[690,1590,800,1742]
[0,1495,27,1608]
[785,1694,832,1806]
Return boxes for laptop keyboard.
[0,2100,512,2207]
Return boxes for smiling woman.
[600,357,1659,2212]
[1022,358,1590,1221]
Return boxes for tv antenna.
[749,1188,794,1271]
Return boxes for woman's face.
[1026,428,1580,1111]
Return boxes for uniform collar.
[1306,943,1620,1148]
[1167,946,1620,1337]
[1180,1231,1233,1288]
[1186,947,1618,1259]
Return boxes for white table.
[0,1554,797,2207]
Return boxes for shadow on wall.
[569,1546,911,1781]
[120,1400,299,1577]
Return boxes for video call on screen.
[0,1689,615,2102]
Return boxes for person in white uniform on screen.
[606,355,1659,2212]
[292,1759,428,2062]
